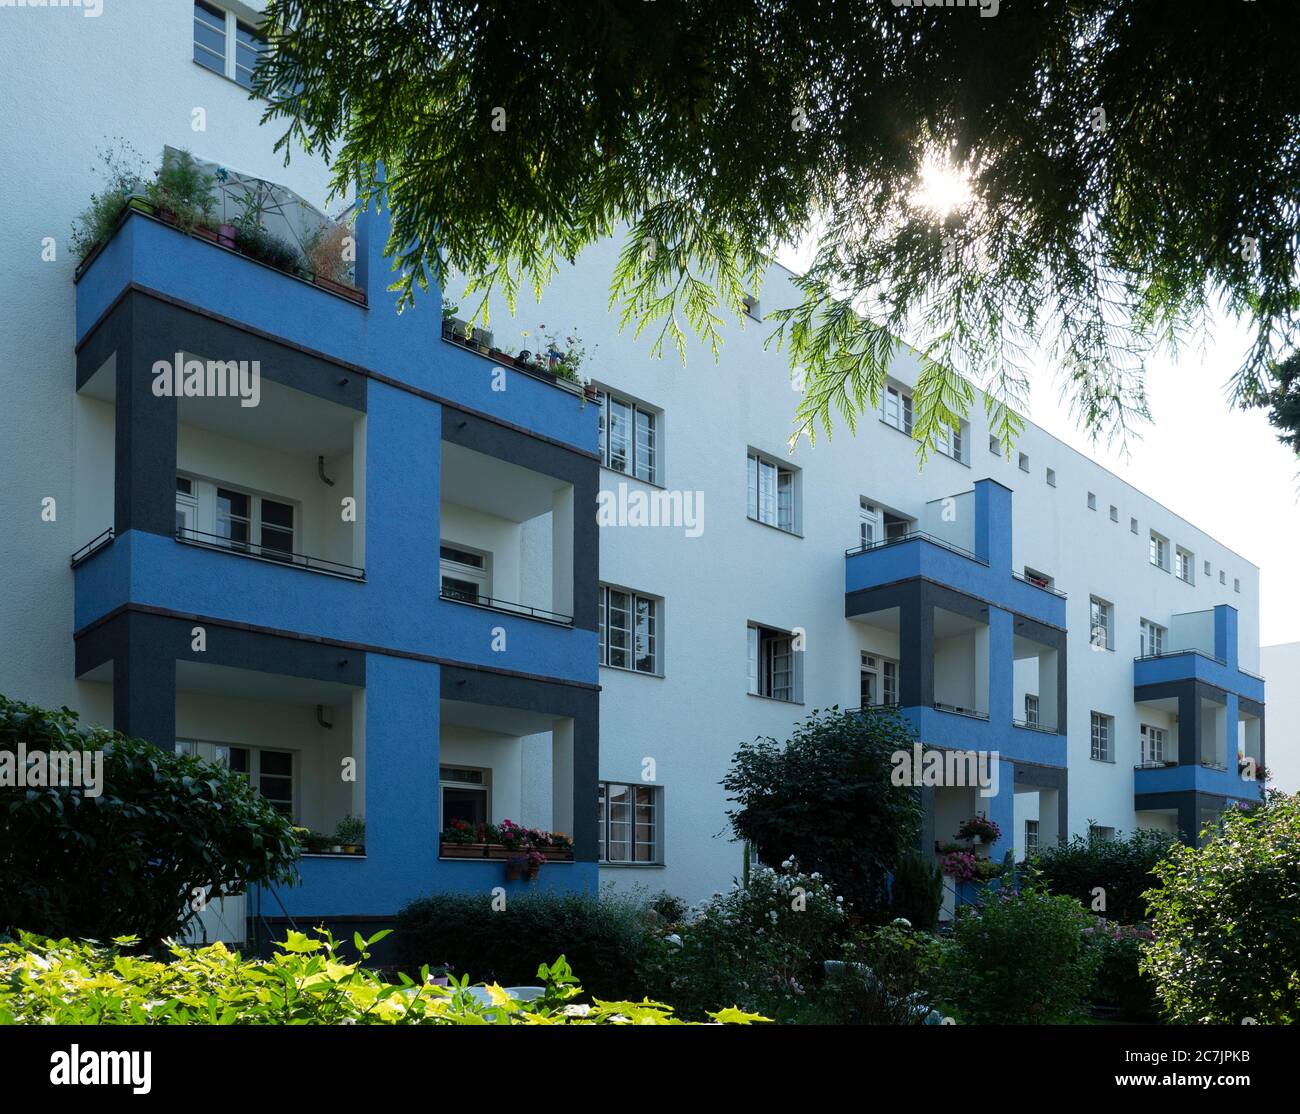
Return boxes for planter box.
[440,840,575,862]
[313,273,366,304]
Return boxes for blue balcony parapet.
[1133,649,1264,704]
[845,480,1067,629]
[1133,762,1264,804]
[74,208,596,454]
[901,705,1067,768]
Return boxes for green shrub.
[1142,791,1300,1024]
[1032,826,1177,923]
[642,859,849,1021]
[723,706,924,921]
[394,890,655,1001]
[800,922,949,1024]
[143,148,216,235]
[889,851,944,931]
[0,694,299,947]
[70,140,149,260]
[649,890,688,924]
[0,930,764,1025]
[1085,922,1159,1022]
[942,887,1100,1024]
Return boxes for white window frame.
[1046,467,1056,487]
[748,624,802,702]
[859,498,884,549]
[747,451,797,533]
[439,542,492,603]
[880,383,914,435]
[1024,693,1040,727]
[860,652,899,708]
[1087,492,1097,510]
[176,739,296,817]
[1150,531,1169,571]
[1175,547,1194,584]
[440,765,491,830]
[597,389,659,485]
[1090,712,1113,762]
[1018,452,1030,473]
[1140,619,1167,657]
[177,473,298,562]
[1089,595,1114,651]
[598,781,662,864]
[193,1,265,89]
[1140,724,1168,766]
[935,421,967,465]
[1024,818,1040,856]
[599,585,659,674]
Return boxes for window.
[1089,824,1116,842]
[1024,693,1040,727]
[1046,467,1056,487]
[599,586,659,673]
[748,624,801,702]
[1140,619,1167,657]
[859,498,882,549]
[1024,819,1040,856]
[880,383,913,435]
[177,475,299,561]
[1090,712,1113,762]
[1018,452,1030,473]
[1131,517,1139,535]
[176,741,293,816]
[597,390,658,484]
[598,781,661,863]
[193,1,265,89]
[1175,547,1194,583]
[441,765,490,829]
[1109,505,1119,523]
[440,543,490,604]
[989,434,1001,455]
[1087,492,1097,511]
[1219,570,1226,585]
[1234,577,1241,593]
[860,652,899,708]
[1089,596,1113,651]
[1140,724,1168,766]
[1203,560,1211,577]
[1149,531,1169,570]
[747,452,797,532]
[742,294,761,320]
[935,422,966,464]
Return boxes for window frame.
[1149,530,1170,571]
[747,451,798,533]
[176,739,296,817]
[1139,618,1167,657]
[748,623,803,703]
[193,1,265,90]
[177,473,299,561]
[439,542,492,603]
[1089,712,1114,763]
[597,781,662,864]
[599,584,660,675]
[1175,546,1194,584]
[860,652,900,708]
[440,764,491,831]
[1140,724,1168,766]
[1088,595,1114,651]
[1024,818,1040,856]
[596,389,659,485]
[880,383,914,436]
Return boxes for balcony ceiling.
[175,661,357,705]
[441,442,566,522]
[440,698,557,737]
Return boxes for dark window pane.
[260,750,292,777]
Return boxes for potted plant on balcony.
[523,850,546,881]
[441,299,462,339]
[334,814,365,854]
[941,850,978,883]
[144,148,217,240]
[505,854,527,882]
[956,815,1001,845]
[304,220,362,301]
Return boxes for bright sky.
[773,243,1300,646]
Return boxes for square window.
[1087,492,1097,511]
[598,782,662,863]
[599,585,659,674]
[742,294,761,320]
[1109,505,1118,523]
[1018,452,1030,473]
[1130,517,1138,534]
[1046,468,1056,487]
[989,434,1001,455]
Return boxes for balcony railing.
[845,530,985,565]
[933,702,990,721]
[1134,647,1226,666]
[1011,571,1068,599]
[1012,717,1058,734]
[439,585,574,626]
[1134,760,1179,770]
[70,527,114,569]
[176,527,365,581]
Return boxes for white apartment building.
[0,2,1269,926]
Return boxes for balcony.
[73,157,596,454]
[1132,604,1264,702]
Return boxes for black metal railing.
[175,527,365,580]
[439,585,574,626]
[1012,571,1068,599]
[70,527,115,569]
[1134,760,1179,771]
[845,530,985,565]
[1012,717,1058,734]
[1134,647,1227,667]
[933,702,989,721]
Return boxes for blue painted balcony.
[1134,761,1264,804]
[1132,604,1266,704]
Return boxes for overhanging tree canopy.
[256,0,1300,458]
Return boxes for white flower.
[811,872,822,880]
[891,917,912,928]
[563,1004,592,1017]
[781,859,792,869]
[835,896,844,904]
